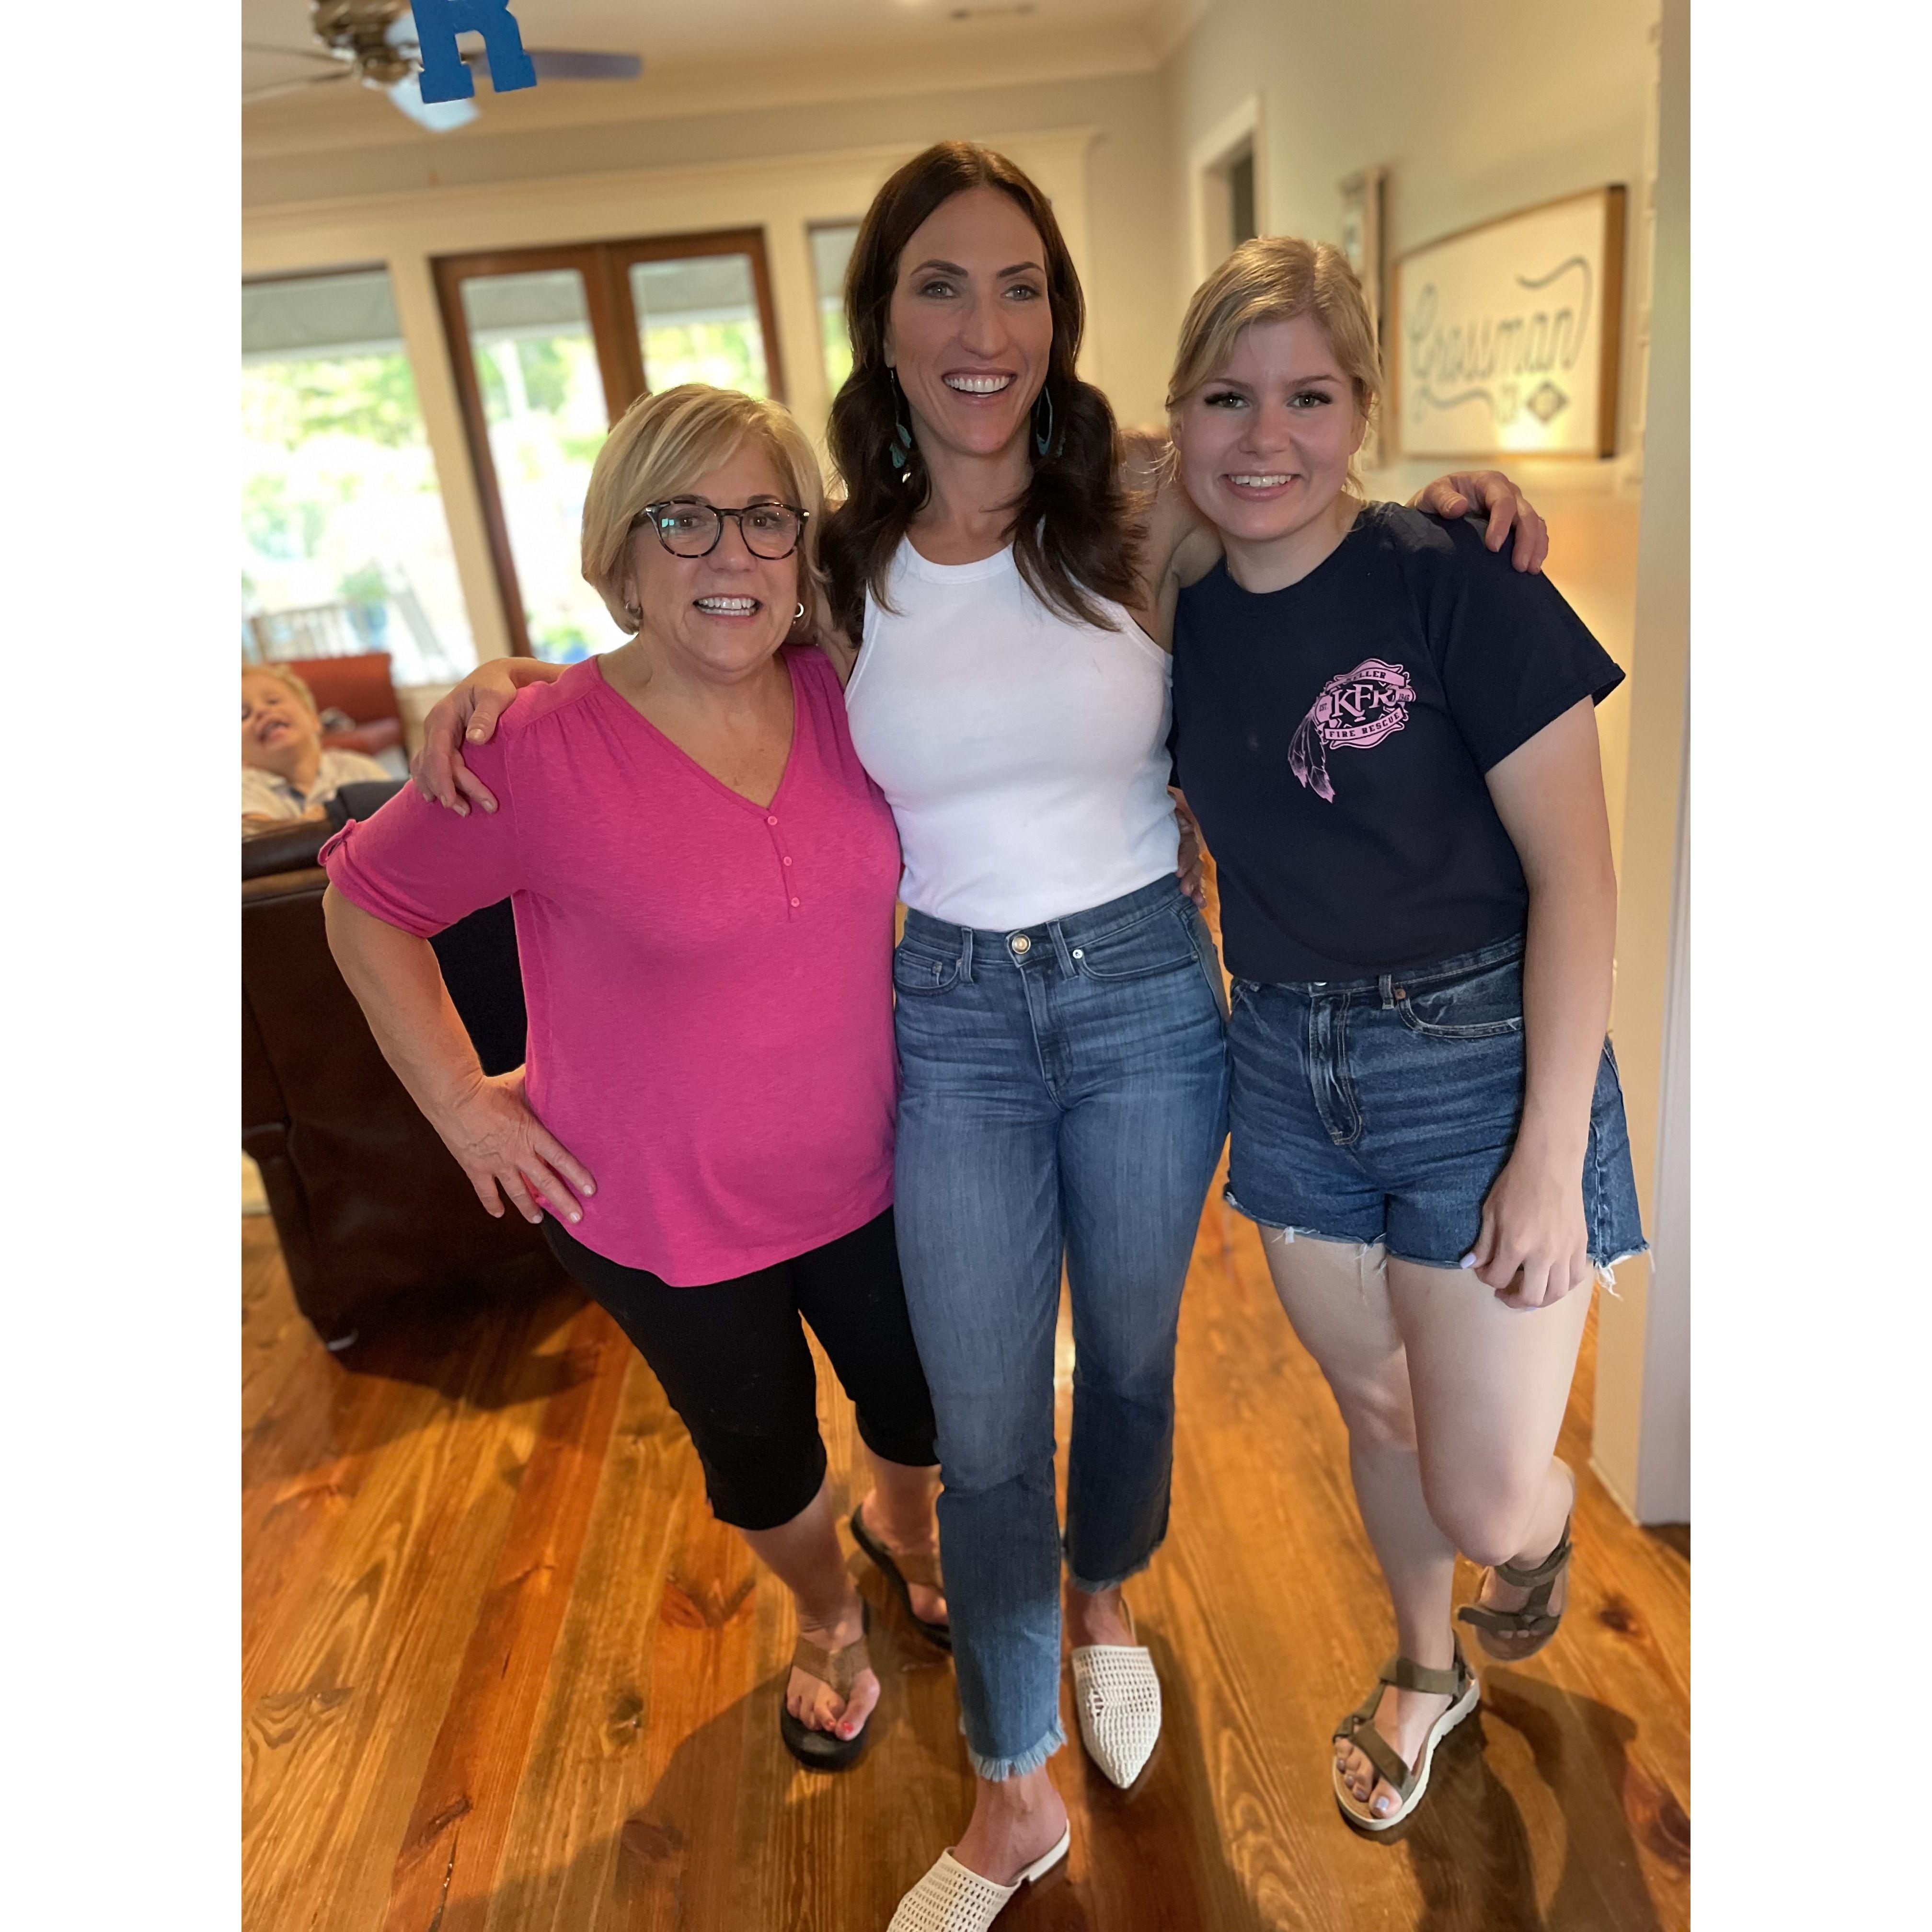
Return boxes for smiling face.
[884,185,1055,468]
[1172,314,1368,565]
[241,670,321,775]
[619,438,801,685]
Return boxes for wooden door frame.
[607,227,787,408]
[431,229,783,657]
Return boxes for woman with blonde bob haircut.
[1163,238,1646,1834]
[320,383,949,1775]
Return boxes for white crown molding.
[242,126,1104,242]
[243,25,1161,164]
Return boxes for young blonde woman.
[414,145,1547,1929]
[1162,238,1646,1833]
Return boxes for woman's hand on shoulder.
[1410,472,1550,573]
[413,656,564,815]
[434,1065,596,1226]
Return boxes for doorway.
[433,230,784,660]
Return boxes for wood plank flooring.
[242,1188,1688,1932]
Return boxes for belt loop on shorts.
[959,926,975,983]
[1047,921,1078,975]
[1378,972,1398,1009]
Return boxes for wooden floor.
[243,1180,1688,1932]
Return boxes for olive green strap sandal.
[778,1602,873,1771]
[1332,1643,1481,1833]
[1458,1517,1573,1660]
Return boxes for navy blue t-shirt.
[1171,502,1623,983]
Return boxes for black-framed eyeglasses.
[632,500,809,560]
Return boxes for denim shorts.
[1224,934,1647,1273]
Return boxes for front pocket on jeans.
[1393,958,1524,1039]
[892,947,959,995]
[1071,907,1200,984]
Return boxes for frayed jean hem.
[1066,1541,1161,1596]
[965,1717,1066,1782]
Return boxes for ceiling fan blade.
[527,49,642,82]
[386,77,480,133]
[242,44,352,67]
[471,47,642,82]
[243,72,355,104]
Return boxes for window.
[630,253,770,396]
[242,269,476,685]
[435,231,784,659]
[809,222,862,397]
[456,266,618,665]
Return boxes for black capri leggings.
[544,1208,938,1531]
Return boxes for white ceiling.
[242,0,1179,99]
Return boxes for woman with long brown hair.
[412,143,1543,1929]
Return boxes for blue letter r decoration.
[412,1,538,103]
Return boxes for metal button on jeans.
[1010,933,1031,955]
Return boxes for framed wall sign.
[1393,186,1626,460]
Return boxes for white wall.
[1591,0,1691,1525]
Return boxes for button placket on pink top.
[765,811,802,916]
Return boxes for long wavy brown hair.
[821,140,1139,640]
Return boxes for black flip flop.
[779,1601,872,1771]
[849,1504,951,1652]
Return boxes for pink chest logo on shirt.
[1287,658,1416,803]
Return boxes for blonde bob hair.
[1166,236,1382,492]
[242,661,319,718]
[581,383,830,636]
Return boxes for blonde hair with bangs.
[242,662,319,718]
[581,384,830,636]
[1166,237,1382,492]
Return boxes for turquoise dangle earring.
[1033,384,1056,459]
[889,369,915,473]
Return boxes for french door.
[434,230,784,659]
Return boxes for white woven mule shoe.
[886,1828,1070,1932]
[1070,1608,1161,1788]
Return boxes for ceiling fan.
[244,1,642,132]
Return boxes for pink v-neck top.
[319,646,901,1286]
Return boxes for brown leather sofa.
[242,794,565,1347]
[280,651,406,760]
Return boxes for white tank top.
[845,537,1179,930]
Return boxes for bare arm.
[1464,698,1617,1308]
[322,884,595,1224]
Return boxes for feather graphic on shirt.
[1287,711,1336,802]
[1288,660,1416,803]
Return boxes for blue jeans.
[891,875,1230,1780]
[1225,934,1648,1271]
